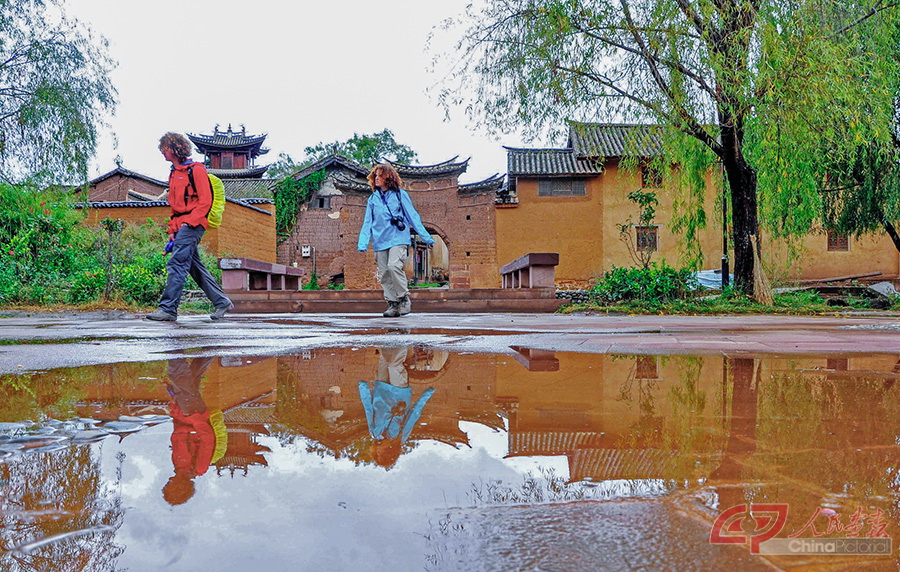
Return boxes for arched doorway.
[409,231,449,286]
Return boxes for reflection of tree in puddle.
[0,447,124,570]
[612,355,727,482]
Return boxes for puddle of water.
[1,349,899,569]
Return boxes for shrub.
[592,263,699,303]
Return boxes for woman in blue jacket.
[357,163,434,317]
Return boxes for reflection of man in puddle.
[163,357,219,505]
[358,347,435,469]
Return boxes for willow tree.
[437,0,900,294]
[0,0,117,183]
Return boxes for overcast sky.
[65,0,531,183]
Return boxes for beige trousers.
[375,245,409,302]
[377,346,410,387]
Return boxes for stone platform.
[226,288,567,313]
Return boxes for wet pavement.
[0,310,899,570]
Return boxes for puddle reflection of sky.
[3,348,900,570]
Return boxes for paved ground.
[0,309,897,374]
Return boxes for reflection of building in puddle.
[497,353,900,486]
[275,346,504,466]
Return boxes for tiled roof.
[567,122,663,158]
[188,126,269,154]
[222,178,277,200]
[507,431,604,456]
[390,157,469,178]
[568,448,682,481]
[74,200,169,208]
[90,166,168,188]
[459,173,505,194]
[127,190,159,202]
[290,153,369,181]
[331,173,371,192]
[73,197,273,216]
[209,165,269,179]
[505,147,604,176]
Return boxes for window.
[635,356,659,379]
[641,164,662,188]
[636,226,658,252]
[221,152,234,169]
[311,196,331,210]
[827,230,849,251]
[538,178,586,197]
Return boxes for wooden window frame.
[827,230,849,251]
[636,225,658,252]
[538,178,587,197]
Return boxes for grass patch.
[559,289,897,315]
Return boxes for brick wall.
[280,173,501,290]
[89,174,166,201]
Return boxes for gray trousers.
[158,224,231,314]
[375,245,409,302]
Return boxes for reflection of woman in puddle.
[163,357,221,505]
[358,347,435,469]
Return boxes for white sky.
[65,0,531,183]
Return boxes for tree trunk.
[720,128,758,296]
[881,216,900,253]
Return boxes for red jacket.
[170,402,215,477]
[167,160,212,234]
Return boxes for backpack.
[187,165,226,229]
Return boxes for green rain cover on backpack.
[187,165,226,229]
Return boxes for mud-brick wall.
[211,201,276,262]
[89,174,166,202]
[81,204,170,229]
[78,201,276,262]
[277,195,348,283]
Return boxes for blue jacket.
[358,381,435,443]
[357,188,435,252]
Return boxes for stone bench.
[499,253,559,289]
[219,257,306,292]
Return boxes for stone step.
[226,289,567,313]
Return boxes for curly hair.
[367,163,403,191]
[158,132,193,162]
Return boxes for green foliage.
[326,282,345,290]
[304,128,417,168]
[0,0,117,183]
[563,288,836,314]
[592,263,699,303]
[275,169,326,241]
[266,152,307,180]
[0,184,217,308]
[269,129,418,180]
[302,271,320,290]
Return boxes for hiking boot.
[383,301,401,317]
[210,302,234,321]
[145,309,177,321]
[398,295,411,316]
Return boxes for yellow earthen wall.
[496,163,899,286]
[79,202,276,262]
[495,163,723,288]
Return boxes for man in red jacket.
[146,132,233,321]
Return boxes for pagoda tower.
[187,124,270,179]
